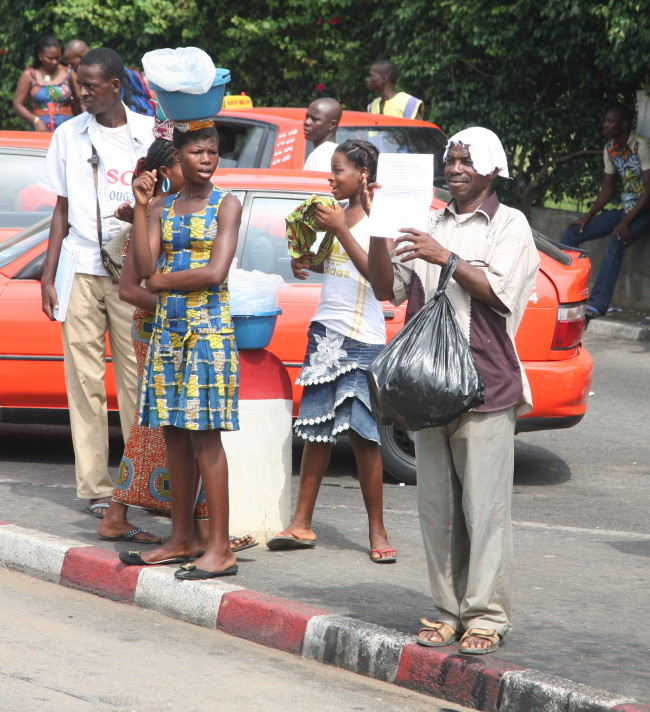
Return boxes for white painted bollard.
[223,349,293,543]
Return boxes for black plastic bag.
[367,253,485,430]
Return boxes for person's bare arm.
[394,228,507,311]
[314,203,371,280]
[367,236,397,301]
[614,169,650,244]
[119,251,157,312]
[567,172,617,232]
[130,171,161,279]
[13,70,46,131]
[40,196,69,320]
[145,194,242,293]
[69,69,82,115]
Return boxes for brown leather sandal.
[416,618,459,647]
[459,627,501,655]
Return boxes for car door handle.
[383,310,395,320]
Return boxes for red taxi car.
[0,169,593,484]
[214,102,449,194]
[0,105,449,243]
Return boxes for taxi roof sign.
[222,94,253,110]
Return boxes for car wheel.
[379,424,416,485]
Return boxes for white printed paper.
[367,153,434,238]
[53,240,78,322]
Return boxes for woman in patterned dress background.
[13,35,80,132]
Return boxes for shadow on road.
[514,440,571,485]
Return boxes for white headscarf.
[443,127,510,178]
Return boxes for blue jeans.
[560,209,650,315]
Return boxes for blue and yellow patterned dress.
[139,188,239,431]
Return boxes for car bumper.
[519,345,593,422]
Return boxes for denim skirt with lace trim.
[294,321,383,444]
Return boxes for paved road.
[0,567,475,712]
[0,331,648,704]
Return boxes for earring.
[161,176,171,193]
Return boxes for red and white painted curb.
[1,522,647,712]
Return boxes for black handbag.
[367,253,486,430]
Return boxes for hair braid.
[132,139,175,191]
[336,139,380,182]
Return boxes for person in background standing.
[62,39,89,72]
[13,34,80,132]
[366,60,423,120]
[303,98,342,172]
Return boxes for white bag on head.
[142,47,216,95]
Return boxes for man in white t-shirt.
[303,98,342,172]
[39,47,154,518]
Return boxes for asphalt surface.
[1,313,649,711]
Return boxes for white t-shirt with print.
[313,215,386,345]
[99,124,137,211]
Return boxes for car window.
[335,126,448,192]
[0,220,49,269]
[215,123,269,168]
[0,151,55,228]
[239,195,325,285]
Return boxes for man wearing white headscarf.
[368,126,539,655]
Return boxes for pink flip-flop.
[369,548,397,563]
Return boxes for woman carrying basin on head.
[97,124,255,556]
[120,119,243,579]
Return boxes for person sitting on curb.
[560,103,650,320]
[303,98,342,172]
[366,60,423,120]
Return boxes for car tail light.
[552,303,586,350]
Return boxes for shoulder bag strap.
[88,144,103,250]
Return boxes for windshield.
[335,125,448,193]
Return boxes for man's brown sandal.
[416,618,459,647]
[458,628,501,655]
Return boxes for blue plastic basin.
[148,68,231,121]
[232,309,282,350]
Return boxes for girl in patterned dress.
[122,121,242,579]
[97,132,256,554]
[267,140,395,563]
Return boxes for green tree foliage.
[1,0,648,211]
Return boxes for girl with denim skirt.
[267,139,395,563]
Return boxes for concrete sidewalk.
[585,307,650,341]
[1,455,649,708]
[1,513,648,712]
[0,315,648,712]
